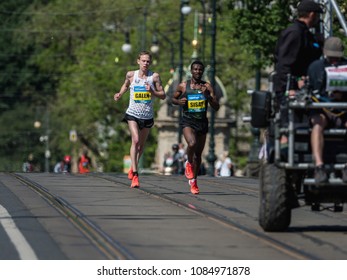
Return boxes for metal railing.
[319,0,347,37]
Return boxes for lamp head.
[181,0,191,15]
[122,43,132,53]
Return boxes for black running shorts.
[123,113,154,130]
[180,116,208,134]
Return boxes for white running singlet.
[126,70,155,119]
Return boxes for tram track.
[7,172,347,259]
[94,173,319,260]
[10,172,135,260]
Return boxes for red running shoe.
[185,161,194,180]
[189,179,199,195]
[128,168,133,180]
[130,175,140,188]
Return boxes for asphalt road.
[1,172,347,260]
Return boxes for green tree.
[0,0,55,171]
[2,0,346,172]
[13,0,178,171]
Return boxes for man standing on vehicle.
[307,36,347,183]
[274,0,324,142]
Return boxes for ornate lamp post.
[178,0,192,143]
[197,0,206,63]
[121,31,132,53]
[34,109,50,172]
[150,34,160,54]
[247,50,261,177]
[153,30,176,73]
[206,0,217,176]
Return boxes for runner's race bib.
[133,86,151,103]
[325,65,347,92]
[187,93,206,112]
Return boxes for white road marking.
[0,204,38,259]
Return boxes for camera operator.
[274,0,324,144]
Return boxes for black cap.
[297,0,324,13]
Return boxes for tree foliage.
[0,0,346,171]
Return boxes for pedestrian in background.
[178,142,187,174]
[22,154,35,172]
[78,150,91,174]
[172,60,220,194]
[171,144,185,175]
[63,155,72,173]
[54,159,64,173]
[114,51,166,188]
[214,151,234,177]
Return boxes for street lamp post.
[198,0,206,63]
[34,108,50,172]
[206,0,217,176]
[121,31,132,53]
[150,34,159,54]
[153,31,175,72]
[247,50,261,177]
[178,0,191,143]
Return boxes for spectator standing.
[63,155,72,173]
[163,151,174,175]
[22,154,34,172]
[178,142,187,174]
[22,161,33,172]
[78,150,91,174]
[214,151,234,177]
[54,160,63,173]
[172,144,185,175]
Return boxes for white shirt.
[215,157,232,177]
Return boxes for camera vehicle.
[250,73,347,232]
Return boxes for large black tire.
[259,162,291,231]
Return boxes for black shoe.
[342,165,347,183]
[314,165,328,184]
